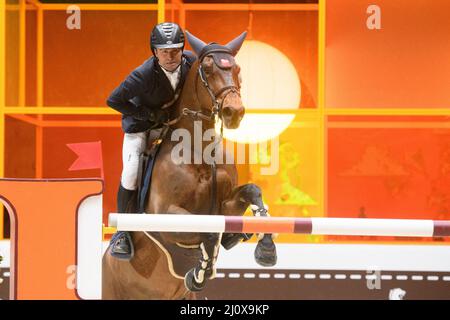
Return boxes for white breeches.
[120,132,148,190]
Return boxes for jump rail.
[108,214,450,237]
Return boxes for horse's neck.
[174,61,214,134]
[169,60,222,163]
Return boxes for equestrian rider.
[106,22,196,260]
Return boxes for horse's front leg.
[161,205,221,292]
[184,232,221,292]
[221,183,277,267]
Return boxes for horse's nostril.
[222,107,232,118]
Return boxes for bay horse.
[102,31,277,299]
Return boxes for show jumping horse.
[102,31,277,299]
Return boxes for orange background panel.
[327,117,450,241]
[5,117,36,179]
[327,117,450,242]
[43,11,158,107]
[328,121,450,219]
[326,0,450,108]
[26,11,37,107]
[0,179,103,300]
[5,6,19,106]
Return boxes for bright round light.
[218,40,301,144]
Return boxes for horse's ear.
[225,31,247,56]
[185,30,207,57]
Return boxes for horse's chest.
[181,167,233,203]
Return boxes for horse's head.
[186,31,246,129]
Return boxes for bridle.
[197,61,241,117]
[165,51,241,137]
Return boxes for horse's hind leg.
[221,183,277,267]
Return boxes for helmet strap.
[159,62,181,73]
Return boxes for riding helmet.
[150,22,185,53]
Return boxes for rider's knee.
[120,132,147,190]
[121,165,139,190]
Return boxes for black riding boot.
[110,184,136,261]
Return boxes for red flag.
[67,141,104,179]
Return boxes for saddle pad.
[138,149,159,212]
[138,128,168,212]
[145,231,202,279]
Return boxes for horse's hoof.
[221,233,254,250]
[254,235,277,267]
[184,268,206,292]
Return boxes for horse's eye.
[202,56,214,75]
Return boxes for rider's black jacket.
[106,51,197,133]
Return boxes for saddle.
[135,127,203,280]
[136,126,166,213]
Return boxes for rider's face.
[155,48,182,72]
